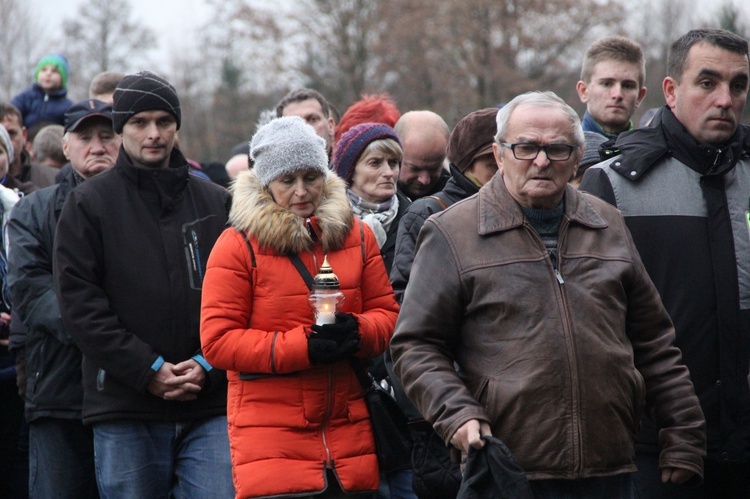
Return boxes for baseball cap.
[64,99,113,133]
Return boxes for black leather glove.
[308,313,360,364]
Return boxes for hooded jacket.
[200,171,399,498]
[53,147,231,424]
[580,106,750,462]
[391,174,706,481]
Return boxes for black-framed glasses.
[500,142,576,161]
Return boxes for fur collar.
[229,170,353,254]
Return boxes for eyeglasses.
[500,142,576,161]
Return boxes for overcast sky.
[31,0,214,64]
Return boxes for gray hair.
[494,91,584,148]
[32,124,65,164]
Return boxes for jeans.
[29,418,98,499]
[93,416,234,499]
[384,469,418,499]
[529,473,635,499]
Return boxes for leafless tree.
[60,0,157,97]
[0,0,45,100]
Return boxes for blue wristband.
[151,356,165,372]
[192,354,213,372]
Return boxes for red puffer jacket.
[201,171,399,498]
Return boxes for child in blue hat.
[11,54,74,128]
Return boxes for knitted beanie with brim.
[0,124,14,162]
[35,54,70,88]
[250,116,329,187]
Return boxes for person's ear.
[576,80,590,104]
[492,143,504,175]
[663,77,678,109]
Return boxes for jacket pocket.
[469,377,491,406]
[233,375,306,428]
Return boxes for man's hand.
[450,419,492,453]
[661,467,695,484]
[147,359,206,401]
[0,312,10,347]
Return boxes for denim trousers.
[384,469,418,499]
[92,416,234,499]
[29,418,98,499]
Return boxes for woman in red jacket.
[200,116,399,499]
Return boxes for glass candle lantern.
[309,256,344,325]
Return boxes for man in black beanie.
[53,71,234,497]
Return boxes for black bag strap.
[237,229,256,267]
[358,219,366,263]
[287,253,315,291]
[350,357,374,392]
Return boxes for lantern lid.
[313,256,340,290]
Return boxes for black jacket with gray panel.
[580,105,750,462]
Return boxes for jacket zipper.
[321,366,334,468]
[705,148,724,175]
[528,221,584,476]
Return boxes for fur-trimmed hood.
[229,170,353,254]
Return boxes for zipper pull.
[555,270,564,284]
[549,250,564,284]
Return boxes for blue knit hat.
[332,123,401,184]
[35,54,69,88]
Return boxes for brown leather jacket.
[391,174,706,480]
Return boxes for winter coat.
[580,106,750,462]
[53,147,231,424]
[391,174,706,481]
[7,166,82,421]
[378,191,411,275]
[201,171,399,498]
[390,163,479,304]
[11,83,73,128]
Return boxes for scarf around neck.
[347,190,399,248]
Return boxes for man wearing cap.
[53,72,233,497]
[6,99,120,498]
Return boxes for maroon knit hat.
[332,122,401,184]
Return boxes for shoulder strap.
[237,229,256,267]
[350,357,374,391]
[426,195,448,211]
[358,218,366,263]
[287,253,314,291]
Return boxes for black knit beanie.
[112,71,181,133]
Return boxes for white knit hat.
[250,116,329,187]
[0,124,14,162]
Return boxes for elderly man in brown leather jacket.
[390,91,706,498]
